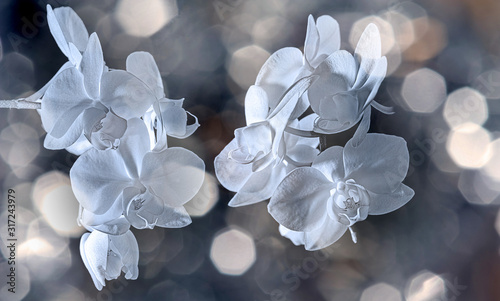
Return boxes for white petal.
[65,135,92,155]
[358,57,387,107]
[70,147,132,215]
[304,15,320,66]
[155,206,192,228]
[140,147,205,207]
[80,33,104,100]
[286,144,319,166]
[158,100,188,137]
[214,139,253,192]
[40,67,90,134]
[80,233,104,290]
[256,47,304,109]
[43,114,85,150]
[303,215,348,250]
[348,106,371,148]
[308,50,356,114]
[312,145,345,182]
[109,230,139,280]
[116,118,150,177]
[67,42,82,66]
[314,15,340,64]
[100,70,156,119]
[84,231,109,289]
[268,167,332,232]
[343,133,409,194]
[228,163,287,207]
[279,224,305,246]
[79,197,129,235]
[354,23,381,62]
[126,51,164,99]
[50,5,89,52]
[47,5,70,57]
[368,183,414,215]
[245,85,269,124]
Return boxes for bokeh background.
[1,0,500,300]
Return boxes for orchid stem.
[284,126,320,138]
[0,99,41,110]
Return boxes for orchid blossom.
[80,230,139,291]
[268,133,414,250]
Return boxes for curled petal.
[80,233,105,290]
[83,108,127,151]
[214,139,253,192]
[343,133,409,194]
[140,147,205,208]
[368,183,414,215]
[109,231,139,280]
[268,167,332,232]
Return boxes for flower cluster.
[8,6,205,290]
[215,15,414,250]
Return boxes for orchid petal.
[83,231,108,289]
[279,225,305,246]
[371,100,395,115]
[70,146,132,215]
[349,106,371,148]
[344,133,409,194]
[43,113,85,150]
[80,33,104,100]
[315,15,340,63]
[359,57,387,108]
[214,139,253,192]
[245,85,270,124]
[312,145,345,182]
[309,50,357,113]
[109,231,139,280]
[126,51,164,99]
[368,183,414,215]
[48,5,89,52]
[286,144,319,166]
[354,23,381,65]
[303,215,348,251]
[40,67,90,133]
[304,15,320,66]
[100,70,156,119]
[140,147,205,207]
[116,118,150,177]
[228,163,287,207]
[268,167,332,232]
[80,233,104,291]
[256,47,304,109]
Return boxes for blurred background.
[0,0,499,300]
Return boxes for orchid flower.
[307,24,391,134]
[126,51,200,151]
[80,230,139,291]
[255,15,339,116]
[215,76,319,207]
[268,133,414,250]
[70,118,205,229]
[40,33,156,152]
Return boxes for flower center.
[328,179,370,227]
[132,198,145,211]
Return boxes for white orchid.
[70,119,205,229]
[268,133,414,250]
[126,51,200,151]
[215,76,319,206]
[80,230,139,291]
[40,33,156,151]
[308,24,391,134]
